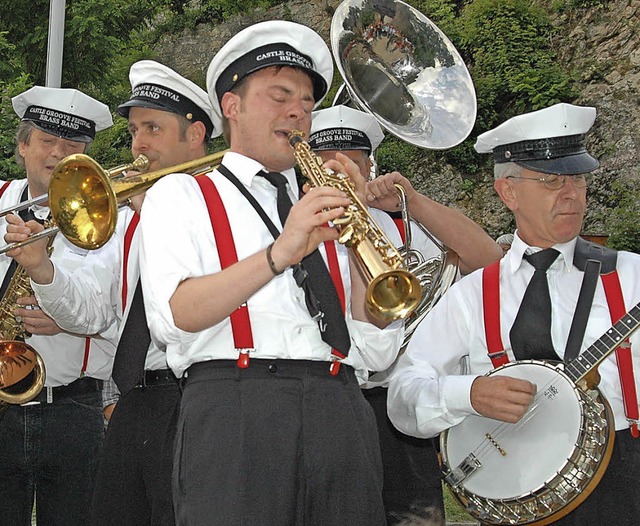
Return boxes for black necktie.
[510,248,560,361]
[111,280,151,394]
[260,172,351,356]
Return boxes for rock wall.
[155,0,640,239]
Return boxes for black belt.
[23,377,102,405]
[134,368,178,388]
[186,359,356,384]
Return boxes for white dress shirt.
[388,232,640,436]
[139,151,403,381]
[1,179,119,385]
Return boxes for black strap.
[563,236,620,362]
[573,236,618,273]
[0,186,43,301]
[564,258,601,362]
[216,165,351,356]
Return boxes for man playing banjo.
[387,103,640,525]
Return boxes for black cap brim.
[515,151,599,175]
[116,98,174,118]
[30,121,93,143]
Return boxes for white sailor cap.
[309,105,384,154]
[117,60,220,139]
[206,21,333,123]
[474,103,599,175]
[12,86,113,143]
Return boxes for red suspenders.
[121,213,140,313]
[0,181,12,197]
[482,260,639,436]
[195,175,347,371]
[196,175,255,368]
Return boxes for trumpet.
[0,150,227,253]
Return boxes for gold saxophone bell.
[0,342,46,407]
[289,130,421,323]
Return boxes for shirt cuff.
[442,374,481,416]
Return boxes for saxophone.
[288,130,421,323]
[0,225,51,406]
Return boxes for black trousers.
[91,381,181,526]
[544,429,640,526]
[364,386,445,526]
[173,359,386,526]
[0,385,103,526]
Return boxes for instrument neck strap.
[482,251,639,437]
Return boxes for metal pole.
[45,0,66,87]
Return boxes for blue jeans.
[0,389,103,526]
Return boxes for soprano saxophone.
[288,130,420,323]
[0,225,51,406]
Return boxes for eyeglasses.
[506,173,589,190]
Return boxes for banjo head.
[440,360,614,525]
[442,361,582,499]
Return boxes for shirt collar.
[507,231,577,273]
[221,151,298,194]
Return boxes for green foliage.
[0,74,32,180]
[459,0,576,128]
[603,179,640,253]
[149,0,286,37]
[377,136,419,177]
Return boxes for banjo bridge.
[485,432,507,456]
[444,453,482,487]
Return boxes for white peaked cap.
[309,105,384,154]
[12,86,113,143]
[206,20,333,123]
[474,103,599,175]
[117,60,220,139]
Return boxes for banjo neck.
[564,301,640,384]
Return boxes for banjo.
[440,301,640,525]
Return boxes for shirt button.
[268,363,277,373]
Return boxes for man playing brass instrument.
[309,104,503,525]
[6,61,219,526]
[0,86,116,526]
[139,20,403,525]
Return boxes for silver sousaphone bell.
[330,0,476,349]
[331,0,477,149]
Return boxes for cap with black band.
[474,102,599,175]
[12,86,113,143]
[117,60,220,139]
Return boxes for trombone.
[0,150,226,253]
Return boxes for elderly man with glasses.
[388,103,640,526]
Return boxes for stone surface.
[154,0,640,240]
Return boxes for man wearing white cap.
[138,21,403,525]
[4,61,218,526]
[0,86,116,526]
[388,103,640,525]
[310,104,502,525]
[89,60,220,526]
